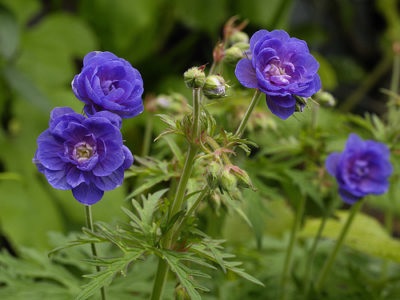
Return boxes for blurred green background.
[0,0,398,251]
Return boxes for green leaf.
[127,189,168,232]
[162,250,212,300]
[301,210,400,262]
[76,249,145,300]
[191,238,264,287]
[0,4,19,60]
[2,64,51,111]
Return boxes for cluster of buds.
[220,16,250,64]
[207,161,254,192]
[183,66,229,99]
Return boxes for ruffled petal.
[235,59,258,89]
[325,153,341,177]
[72,182,104,205]
[266,95,296,119]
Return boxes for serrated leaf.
[190,239,264,287]
[127,174,170,198]
[162,250,211,300]
[134,189,168,227]
[76,249,145,300]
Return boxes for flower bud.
[183,66,206,89]
[224,46,245,63]
[294,96,308,112]
[228,31,249,46]
[313,90,336,107]
[228,165,254,190]
[175,284,190,300]
[233,42,250,51]
[202,75,228,99]
[206,160,222,189]
[220,167,237,191]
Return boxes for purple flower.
[326,134,392,204]
[235,30,321,119]
[72,51,144,118]
[33,107,133,205]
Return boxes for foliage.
[1,0,400,300]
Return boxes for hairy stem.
[85,205,106,300]
[235,89,262,138]
[150,88,201,300]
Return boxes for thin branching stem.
[84,205,106,300]
[235,89,262,138]
[315,200,363,291]
[280,194,306,300]
[150,88,201,300]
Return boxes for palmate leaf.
[161,250,214,300]
[76,248,146,300]
[190,238,264,287]
[0,248,81,299]
[122,189,168,242]
[126,156,176,198]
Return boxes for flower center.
[73,141,95,162]
[101,80,118,95]
[264,60,293,86]
[350,159,369,182]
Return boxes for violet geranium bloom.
[235,30,321,119]
[33,107,133,205]
[326,134,392,204]
[72,51,144,118]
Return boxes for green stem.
[315,200,363,291]
[235,90,262,138]
[171,187,209,242]
[150,258,169,300]
[150,88,201,300]
[168,89,201,221]
[84,205,106,300]
[280,194,306,300]
[303,204,332,296]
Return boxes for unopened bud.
[313,90,336,107]
[206,160,222,188]
[233,42,250,51]
[183,66,206,89]
[228,31,249,46]
[294,96,308,112]
[224,46,245,63]
[228,165,254,189]
[175,284,190,300]
[220,167,237,191]
[203,75,228,99]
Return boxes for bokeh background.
[0,0,398,252]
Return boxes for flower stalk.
[150,88,202,300]
[235,89,262,138]
[280,193,306,300]
[315,200,363,291]
[303,197,337,297]
[84,205,106,300]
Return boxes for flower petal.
[235,59,259,89]
[266,95,296,119]
[325,153,341,177]
[72,182,104,205]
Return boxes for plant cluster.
[1,10,400,300]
